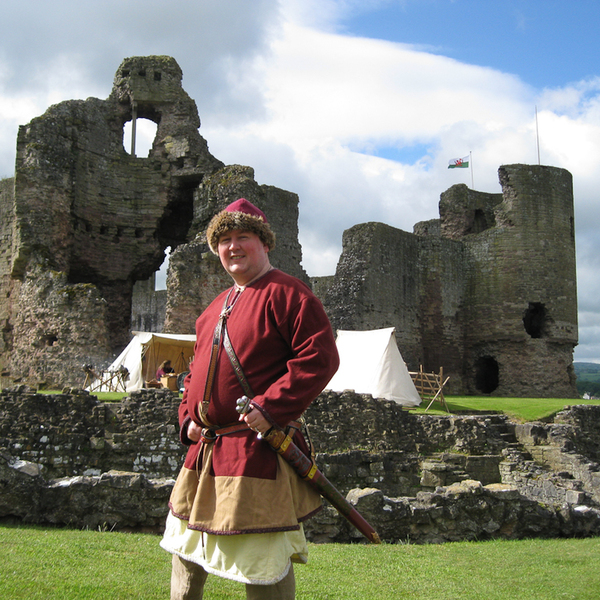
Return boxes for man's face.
[217,229,270,286]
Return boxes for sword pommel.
[236,395,252,415]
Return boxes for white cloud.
[203,10,600,363]
[203,21,541,276]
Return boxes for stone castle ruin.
[321,167,578,397]
[0,55,578,397]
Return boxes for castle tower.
[451,164,578,397]
[322,164,578,398]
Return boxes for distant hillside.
[574,362,600,396]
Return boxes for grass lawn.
[414,395,600,421]
[2,524,599,599]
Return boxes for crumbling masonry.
[0,55,578,396]
[320,167,578,397]
[2,387,599,542]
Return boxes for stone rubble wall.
[0,387,182,479]
[2,388,600,542]
[306,480,600,545]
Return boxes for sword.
[236,396,381,544]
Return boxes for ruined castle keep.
[0,55,578,397]
[321,166,578,397]
[0,56,305,388]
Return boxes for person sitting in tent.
[160,198,339,600]
[156,360,174,380]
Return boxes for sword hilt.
[236,395,252,415]
[236,395,273,440]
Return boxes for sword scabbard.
[262,426,381,543]
[238,399,381,544]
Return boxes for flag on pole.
[448,156,469,169]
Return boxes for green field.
[574,362,600,397]
[420,394,600,421]
[1,524,599,600]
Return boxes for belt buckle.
[200,427,217,444]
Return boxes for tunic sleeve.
[250,292,340,427]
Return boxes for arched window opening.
[123,118,158,158]
[468,208,491,234]
[523,302,547,338]
[475,356,499,394]
[155,246,171,291]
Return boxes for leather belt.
[200,420,302,444]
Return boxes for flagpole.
[535,106,541,165]
[470,151,474,188]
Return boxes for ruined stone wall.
[163,164,308,334]
[3,56,226,387]
[2,388,600,541]
[320,164,578,397]
[458,166,577,396]
[191,164,307,280]
[131,276,167,333]
[1,57,310,387]
[416,235,468,379]
[322,223,423,366]
[11,266,112,386]
[321,222,467,384]
[0,178,16,370]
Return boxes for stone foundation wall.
[2,388,600,542]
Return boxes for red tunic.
[169,269,340,534]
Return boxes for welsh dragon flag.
[448,156,469,169]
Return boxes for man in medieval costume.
[160,198,340,599]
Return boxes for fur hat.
[206,198,276,254]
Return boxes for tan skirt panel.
[170,444,322,534]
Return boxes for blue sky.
[342,0,600,88]
[0,0,599,363]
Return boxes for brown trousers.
[171,554,296,600]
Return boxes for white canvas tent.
[99,331,196,392]
[326,328,421,407]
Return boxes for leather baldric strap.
[223,324,254,399]
[199,318,223,427]
[199,286,306,447]
[200,287,250,426]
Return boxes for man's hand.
[239,407,270,435]
[187,420,203,443]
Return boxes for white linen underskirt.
[160,511,309,585]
